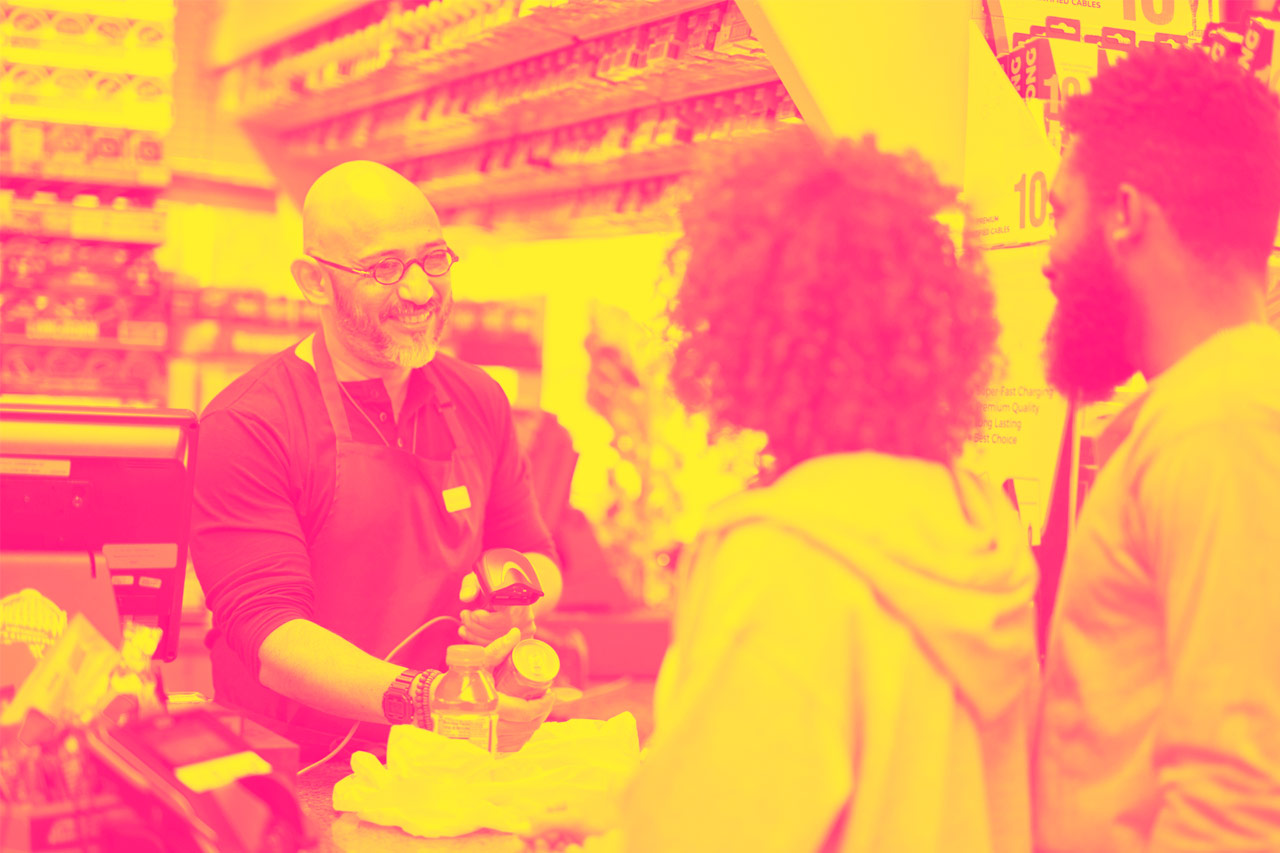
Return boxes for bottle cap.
[446,644,486,667]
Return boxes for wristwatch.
[382,668,422,725]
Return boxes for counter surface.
[296,679,654,852]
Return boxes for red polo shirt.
[190,342,556,678]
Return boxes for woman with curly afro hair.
[621,128,1039,853]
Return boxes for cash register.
[0,403,312,852]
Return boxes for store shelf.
[232,0,724,130]
[422,135,697,208]
[0,198,167,246]
[166,157,277,192]
[0,331,167,353]
[0,164,170,194]
[0,377,166,403]
[2,44,175,78]
[279,50,778,168]
[0,102,173,135]
[0,346,167,403]
[4,0,174,19]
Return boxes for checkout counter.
[0,403,662,852]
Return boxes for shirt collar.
[341,368,433,419]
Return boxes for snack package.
[0,614,120,727]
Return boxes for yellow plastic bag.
[331,713,641,841]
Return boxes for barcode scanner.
[473,548,544,609]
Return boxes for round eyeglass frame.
[308,247,458,285]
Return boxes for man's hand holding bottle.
[483,627,555,752]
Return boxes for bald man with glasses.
[190,161,562,759]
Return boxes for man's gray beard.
[334,294,448,370]
[388,334,438,369]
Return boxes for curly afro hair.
[668,128,1000,482]
[1062,44,1280,267]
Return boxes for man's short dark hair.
[1062,45,1280,266]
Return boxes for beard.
[1043,228,1143,403]
[333,285,452,370]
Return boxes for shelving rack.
[217,0,795,236]
[1,0,177,404]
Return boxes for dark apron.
[210,328,488,755]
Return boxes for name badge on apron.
[442,485,472,513]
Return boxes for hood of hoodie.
[700,452,1038,722]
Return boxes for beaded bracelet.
[414,669,443,729]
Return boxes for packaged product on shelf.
[91,15,130,46]
[86,350,122,381]
[2,6,49,42]
[122,311,166,346]
[684,5,725,53]
[598,116,631,158]
[4,120,46,167]
[51,68,92,100]
[46,239,76,269]
[45,123,90,168]
[115,318,164,348]
[113,205,166,244]
[69,197,108,242]
[130,75,170,103]
[595,31,632,80]
[1,345,39,377]
[130,129,164,165]
[627,106,661,151]
[646,18,685,66]
[122,255,161,296]
[89,127,129,168]
[989,0,1204,52]
[3,63,44,101]
[118,352,165,388]
[228,291,265,323]
[1000,36,1057,99]
[195,288,231,319]
[7,64,53,104]
[642,103,675,147]
[49,11,91,39]
[713,4,756,55]
[24,305,100,344]
[0,237,46,284]
[44,347,88,378]
[1035,35,1135,151]
[168,287,197,320]
[263,296,298,327]
[1241,14,1280,87]
[92,72,127,98]
[1202,22,1246,62]
[130,19,171,50]
[1,293,40,331]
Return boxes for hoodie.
[622,452,1038,853]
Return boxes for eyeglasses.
[308,247,459,285]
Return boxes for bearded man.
[191,161,561,760]
[1035,46,1280,853]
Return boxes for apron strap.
[312,327,355,442]
[426,362,471,453]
